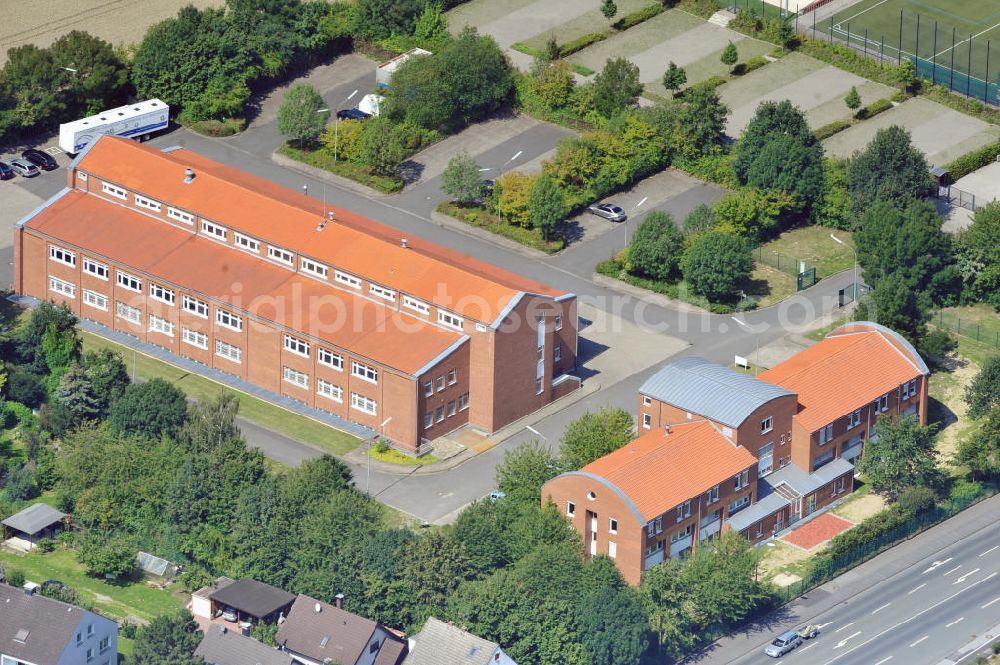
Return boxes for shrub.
[121,622,138,640]
[944,142,1000,182]
[57,531,74,546]
[896,486,938,516]
[992,641,1000,655]
[374,438,390,454]
[2,402,36,430]
[857,98,892,119]
[612,4,664,30]
[6,569,24,588]
[826,505,911,560]
[700,75,729,89]
[743,56,768,73]
[36,538,56,553]
[558,32,606,58]
[814,119,852,140]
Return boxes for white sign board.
[735,355,750,369]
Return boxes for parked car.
[764,631,802,657]
[0,161,13,180]
[221,606,238,622]
[587,202,627,222]
[336,108,370,121]
[10,158,40,177]
[21,149,58,171]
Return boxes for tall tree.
[965,355,1000,420]
[495,440,559,505]
[55,362,101,426]
[856,273,928,350]
[857,414,943,499]
[108,378,188,439]
[15,302,77,372]
[678,84,729,157]
[578,586,650,665]
[844,86,861,113]
[662,62,687,94]
[683,204,716,236]
[528,175,567,240]
[353,0,424,40]
[848,125,929,216]
[277,84,328,147]
[77,531,136,578]
[629,211,685,280]
[48,31,128,115]
[592,57,643,119]
[451,500,509,575]
[559,407,635,469]
[442,151,485,205]
[955,407,1000,479]
[82,349,130,417]
[681,230,752,302]
[956,201,1000,309]
[358,116,407,176]
[734,100,816,180]
[132,611,203,665]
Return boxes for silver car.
[587,202,627,222]
[10,158,40,177]
[764,630,802,657]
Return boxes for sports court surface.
[824,0,1000,84]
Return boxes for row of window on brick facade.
[423,394,470,429]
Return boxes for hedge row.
[826,504,912,560]
[612,3,665,31]
[558,32,605,58]
[814,118,852,140]
[858,98,893,119]
[944,141,1000,181]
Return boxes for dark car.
[336,108,370,121]
[0,161,13,180]
[22,149,58,171]
[587,202,627,222]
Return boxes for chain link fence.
[934,311,1000,349]
[752,246,817,291]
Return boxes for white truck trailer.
[58,99,169,154]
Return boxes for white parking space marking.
[834,622,855,633]
[980,546,999,557]
[910,636,929,647]
[946,617,965,628]
[981,597,1000,608]
[872,603,891,614]
[944,565,962,576]
[873,658,893,665]
[955,568,980,584]
[908,583,927,594]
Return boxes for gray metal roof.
[404,618,502,665]
[727,491,790,533]
[0,584,111,665]
[195,625,293,665]
[209,579,295,619]
[766,464,821,497]
[639,357,794,428]
[813,457,855,484]
[2,503,65,536]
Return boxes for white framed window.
[283,366,309,389]
[435,406,445,423]
[300,257,328,278]
[167,207,194,225]
[554,344,562,362]
[671,525,693,544]
[148,314,174,337]
[48,276,76,297]
[101,182,127,200]
[608,541,617,559]
[728,495,750,514]
[317,378,343,402]
[436,376,445,392]
[734,469,749,490]
[438,311,463,330]
[448,400,456,417]
[759,442,774,477]
[535,377,543,394]
[334,270,361,289]
[424,381,433,397]
[83,257,108,280]
[350,393,377,415]
[215,339,242,363]
[99,637,109,653]
[49,245,76,266]
[424,412,433,429]
[82,290,108,311]
[268,245,294,265]
[234,233,259,253]
[115,302,141,324]
[183,295,208,318]
[181,328,208,349]
[352,361,378,384]
[133,194,161,212]
[284,334,310,357]
[201,220,227,241]
[403,296,429,315]
[459,393,469,411]
[609,518,618,534]
[848,409,862,428]
[642,395,651,406]
[216,308,243,332]
[370,284,396,302]
[117,271,141,292]
[448,369,457,385]
[902,379,918,399]
[676,500,691,522]
[555,314,563,331]
[317,348,343,370]
[818,423,834,445]
[647,516,664,536]
[642,413,651,429]
[706,485,720,504]
[77,171,88,181]
[761,416,773,434]
[149,282,175,305]
[876,394,889,412]
[567,501,575,517]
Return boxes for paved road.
[685,493,1000,665]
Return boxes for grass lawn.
[277,144,403,194]
[0,548,183,622]
[759,226,856,279]
[934,304,1000,352]
[437,201,564,253]
[81,332,362,457]
[745,263,796,309]
[370,447,440,466]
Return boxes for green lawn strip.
[0,549,183,622]
[277,144,403,194]
[118,637,135,658]
[747,263,796,308]
[520,0,652,52]
[595,257,742,313]
[804,80,894,130]
[80,332,361,457]
[370,447,440,466]
[758,226,855,278]
[934,304,1000,348]
[437,201,564,253]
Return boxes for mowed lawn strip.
[0,549,183,622]
[80,332,361,456]
[759,226,856,278]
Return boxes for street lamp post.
[494,150,522,224]
[331,89,358,162]
[731,316,760,375]
[830,233,858,302]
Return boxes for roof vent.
[401,238,408,249]
[184,168,196,184]
[328,211,334,222]
[13,629,28,643]
[314,602,322,614]
[320,636,330,648]
[664,424,671,435]
[316,221,327,232]
[334,593,345,609]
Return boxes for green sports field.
[822,0,1000,84]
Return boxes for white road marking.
[922,558,953,574]
[834,622,855,633]
[908,583,926,594]
[955,568,981,584]
[910,636,929,647]
[946,617,965,628]
[873,658,893,665]
[944,565,962,576]
[872,602,891,614]
[981,597,1000,609]
[980,546,999,557]
[800,643,816,653]
[834,631,862,649]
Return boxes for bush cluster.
[612,4,665,31]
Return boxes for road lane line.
[955,568,981,584]
[946,617,965,627]
[980,546,999,557]
[800,643,816,653]
[908,583,926,594]
[910,636,929,647]
[834,631,862,649]
[872,602,891,614]
[944,565,963,576]
[923,558,953,574]
[873,658,893,665]
[981,597,1000,608]
[834,622,855,633]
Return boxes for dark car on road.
[22,149,58,171]
[0,161,13,180]
[587,202,627,222]
[336,108,370,121]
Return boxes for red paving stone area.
[782,513,854,550]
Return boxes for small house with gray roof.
[403,617,516,665]
[2,503,66,551]
[0,583,118,665]
[195,624,293,665]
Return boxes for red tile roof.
[74,137,567,323]
[26,191,462,374]
[581,421,757,521]
[759,323,926,432]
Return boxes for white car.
[587,203,627,222]
[764,630,802,657]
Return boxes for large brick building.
[543,322,929,584]
[14,136,578,453]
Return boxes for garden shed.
[2,503,66,551]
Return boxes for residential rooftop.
[195,625,293,665]
[0,585,95,665]
[276,594,381,664]
[208,578,295,619]
[404,617,500,665]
